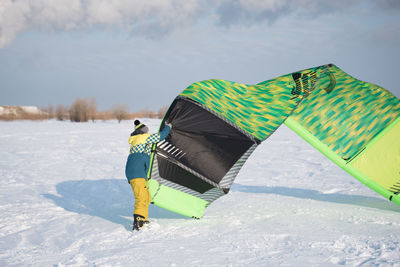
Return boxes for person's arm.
[145,125,171,144]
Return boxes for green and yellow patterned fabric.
[180,65,335,142]
[151,64,400,218]
[181,64,400,159]
[180,75,300,141]
[290,65,400,160]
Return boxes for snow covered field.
[0,119,399,266]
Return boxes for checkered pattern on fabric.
[130,133,161,155]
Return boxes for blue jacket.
[125,125,170,182]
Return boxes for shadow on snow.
[43,179,399,229]
[231,183,400,212]
[43,179,186,230]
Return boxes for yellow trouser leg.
[130,178,151,220]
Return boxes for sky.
[0,0,399,111]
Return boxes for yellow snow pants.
[130,178,151,220]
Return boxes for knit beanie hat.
[133,119,149,134]
[134,120,144,130]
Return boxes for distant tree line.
[1,98,168,122]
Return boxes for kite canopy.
[147,64,400,218]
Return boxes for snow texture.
[0,106,42,115]
[19,106,42,114]
[0,119,399,266]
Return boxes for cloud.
[0,0,85,47]
[0,0,397,48]
[0,0,202,47]
[214,0,363,26]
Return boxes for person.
[125,119,171,231]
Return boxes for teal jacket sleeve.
[159,125,171,140]
[145,125,171,144]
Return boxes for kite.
[146,64,400,218]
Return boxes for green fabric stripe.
[147,179,208,218]
[349,117,400,199]
[285,117,400,206]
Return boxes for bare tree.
[69,98,89,122]
[47,104,54,119]
[88,97,97,122]
[112,104,129,123]
[55,105,67,121]
[137,109,157,118]
[41,104,54,119]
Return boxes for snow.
[20,106,42,114]
[0,106,15,115]
[0,106,42,115]
[0,119,399,266]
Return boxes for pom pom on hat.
[134,119,147,131]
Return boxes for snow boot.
[133,214,148,231]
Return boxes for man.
[125,119,171,231]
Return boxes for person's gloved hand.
[165,123,172,129]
